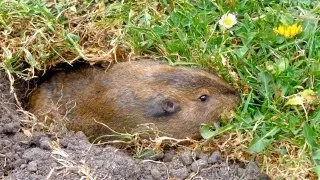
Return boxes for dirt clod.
[150,168,162,179]
[163,149,176,162]
[180,150,193,165]
[171,167,189,179]
[191,159,208,172]
[3,122,20,134]
[208,151,222,164]
[27,161,38,172]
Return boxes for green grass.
[1,0,320,178]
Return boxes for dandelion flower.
[219,13,237,29]
[273,23,303,39]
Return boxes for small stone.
[180,150,193,165]
[171,167,188,179]
[163,150,176,162]
[191,159,208,172]
[150,168,162,179]
[30,132,46,146]
[20,164,27,169]
[39,137,51,150]
[3,122,20,134]
[22,148,50,161]
[197,152,209,161]
[59,139,68,148]
[75,131,86,139]
[27,161,38,172]
[13,153,20,160]
[208,151,221,164]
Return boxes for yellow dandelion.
[273,23,303,39]
[219,13,237,29]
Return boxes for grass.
[1,0,320,179]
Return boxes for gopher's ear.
[147,94,181,118]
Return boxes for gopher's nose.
[229,90,240,98]
[222,88,240,98]
[222,88,241,104]
[234,91,241,104]
[233,90,240,98]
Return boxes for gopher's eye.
[199,95,208,102]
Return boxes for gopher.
[29,60,240,139]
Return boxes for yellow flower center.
[224,19,233,26]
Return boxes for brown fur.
[29,60,240,139]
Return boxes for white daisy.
[218,13,237,29]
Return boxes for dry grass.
[49,140,97,180]
[0,0,131,79]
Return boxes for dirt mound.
[0,71,269,179]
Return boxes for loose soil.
[0,71,270,180]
